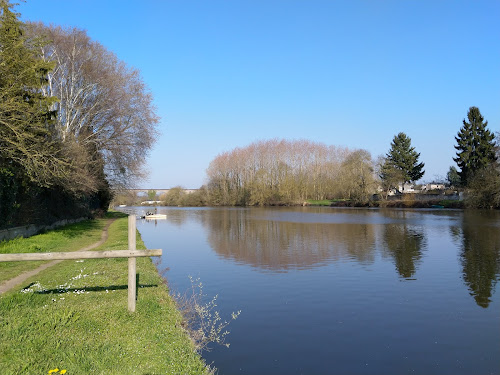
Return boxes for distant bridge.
[119,188,200,195]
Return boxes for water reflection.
[452,211,500,308]
[200,209,377,271]
[133,207,500,306]
[154,209,190,227]
[129,208,500,374]
[381,224,426,279]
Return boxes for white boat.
[143,214,167,220]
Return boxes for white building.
[397,183,415,193]
[422,183,445,191]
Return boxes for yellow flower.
[48,369,59,374]
[60,370,67,374]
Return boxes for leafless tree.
[206,139,370,205]
[27,23,159,190]
[339,149,377,203]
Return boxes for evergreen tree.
[453,107,496,186]
[0,0,65,186]
[446,166,461,187]
[383,132,425,184]
[378,157,404,197]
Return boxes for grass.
[306,199,333,206]
[0,214,208,375]
[306,199,350,206]
[438,199,464,209]
[0,214,113,284]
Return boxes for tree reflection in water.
[201,209,377,271]
[381,224,426,279]
[170,207,499,307]
[452,211,500,308]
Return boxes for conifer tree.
[453,107,496,186]
[446,166,461,187]
[383,132,425,185]
[0,0,66,186]
[378,156,404,197]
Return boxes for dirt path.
[0,218,117,295]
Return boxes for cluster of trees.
[0,1,157,227]
[206,139,378,206]
[205,106,498,208]
[160,187,208,207]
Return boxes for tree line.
[0,1,158,228]
[205,139,377,206]
[203,106,498,208]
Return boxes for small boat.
[141,214,167,220]
[431,205,444,209]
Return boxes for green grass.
[0,215,208,375]
[438,199,464,209]
[306,199,350,206]
[306,199,333,206]
[0,214,116,284]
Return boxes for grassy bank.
[0,217,110,284]
[0,214,207,374]
[305,199,349,206]
[305,198,464,209]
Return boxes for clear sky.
[18,0,500,189]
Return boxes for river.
[125,206,500,375]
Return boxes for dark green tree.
[0,0,66,227]
[0,0,65,186]
[382,132,425,185]
[377,156,404,198]
[453,107,496,186]
[446,166,461,187]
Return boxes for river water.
[127,207,500,375]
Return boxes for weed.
[176,276,241,352]
[48,369,66,374]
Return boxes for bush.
[466,165,500,209]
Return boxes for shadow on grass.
[27,283,158,294]
[48,211,127,239]
[105,211,129,219]
[48,219,103,239]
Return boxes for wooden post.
[128,215,137,312]
[0,216,161,311]
[0,249,162,262]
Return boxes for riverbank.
[306,198,465,209]
[0,213,208,374]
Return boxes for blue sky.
[18,0,500,188]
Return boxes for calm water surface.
[128,207,499,375]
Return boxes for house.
[384,182,415,196]
[422,183,445,191]
[397,183,415,193]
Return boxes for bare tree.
[206,139,366,205]
[339,149,377,203]
[27,23,159,189]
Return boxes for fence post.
[128,215,137,312]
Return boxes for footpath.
[0,218,116,295]
[0,215,208,374]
